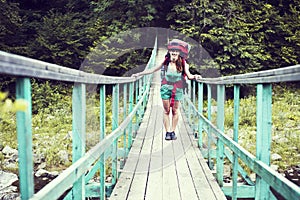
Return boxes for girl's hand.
[131,73,141,78]
[194,75,202,80]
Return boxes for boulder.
[0,171,19,199]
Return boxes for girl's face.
[169,49,180,62]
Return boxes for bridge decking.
[110,50,226,200]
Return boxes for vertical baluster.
[112,84,119,185]
[122,83,127,168]
[255,83,272,199]
[134,80,139,135]
[143,76,147,113]
[216,84,225,186]
[16,78,34,199]
[99,84,106,200]
[72,83,86,199]
[192,80,196,131]
[232,84,240,200]
[207,84,213,169]
[192,80,196,105]
[128,82,134,150]
[138,78,143,125]
[197,82,204,149]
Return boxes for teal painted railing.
[0,38,157,199]
[182,65,300,200]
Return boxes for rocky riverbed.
[0,145,61,199]
[1,145,299,199]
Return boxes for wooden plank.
[144,124,163,200]
[126,87,156,199]
[109,83,155,200]
[181,118,227,200]
[172,114,199,200]
[109,116,151,200]
[161,113,180,200]
[178,113,219,200]
[162,141,180,200]
[145,77,164,200]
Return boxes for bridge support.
[16,78,34,199]
[72,83,86,199]
[99,85,106,200]
[216,84,225,186]
[197,82,204,149]
[255,83,272,199]
[232,84,240,200]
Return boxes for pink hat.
[167,39,190,59]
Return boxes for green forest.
[0,0,299,181]
[1,0,300,75]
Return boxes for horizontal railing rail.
[200,64,300,84]
[0,50,136,84]
[182,64,300,200]
[0,37,157,200]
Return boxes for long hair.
[176,56,183,73]
[164,53,184,73]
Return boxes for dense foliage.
[0,0,298,74]
[170,0,300,74]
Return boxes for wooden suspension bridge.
[0,37,299,200]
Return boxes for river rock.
[0,192,19,200]
[0,171,18,190]
[35,169,59,179]
[2,146,18,158]
[33,153,45,164]
[271,153,282,161]
[0,171,19,199]
[58,150,69,164]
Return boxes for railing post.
[138,78,144,122]
[112,84,119,185]
[192,80,196,105]
[99,84,106,200]
[255,83,272,199]
[122,83,127,168]
[197,82,203,149]
[207,84,213,170]
[72,83,86,199]
[142,76,147,113]
[187,80,192,125]
[128,82,134,149]
[192,80,196,131]
[134,80,139,135]
[16,78,34,199]
[216,84,225,186]
[232,84,240,200]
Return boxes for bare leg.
[162,99,171,132]
[171,101,180,132]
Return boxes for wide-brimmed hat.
[167,39,190,59]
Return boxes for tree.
[168,0,300,75]
[0,0,21,52]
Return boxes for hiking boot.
[165,132,172,140]
[170,131,177,140]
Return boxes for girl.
[132,39,201,140]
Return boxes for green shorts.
[160,84,183,101]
